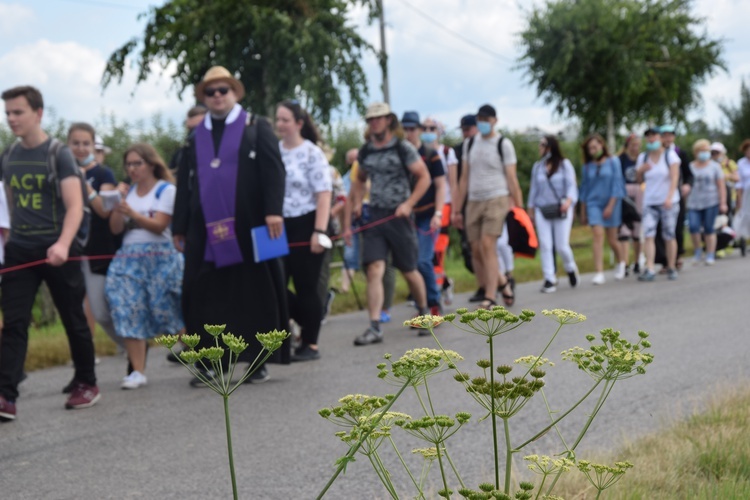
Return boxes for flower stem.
[435,443,450,499]
[443,446,465,489]
[388,437,424,498]
[503,417,512,495]
[223,395,238,500]
[316,382,409,500]
[489,335,500,491]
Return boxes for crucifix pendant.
[210,158,221,169]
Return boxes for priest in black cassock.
[173,66,289,386]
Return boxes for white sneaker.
[614,262,626,280]
[121,370,148,390]
[592,273,605,285]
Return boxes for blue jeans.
[687,205,719,235]
[415,214,440,307]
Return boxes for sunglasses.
[403,126,417,132]
[424,126,438,132]
[204,86,231,97]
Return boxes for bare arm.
[665,162,680,209]
[47,177,84,266]
[343,170,367,246]
[310,190,332,254]
[397,158,430,216]
[431,175,446,230]
[87,182,116,218]
[452,158,469,229]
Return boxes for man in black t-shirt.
[0,86,100,422]
[402,111,446,315]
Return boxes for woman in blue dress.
[579,134,627,285]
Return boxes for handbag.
[539,163,567,220]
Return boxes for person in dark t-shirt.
[0,86,100,421]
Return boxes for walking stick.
[336,241,364,311]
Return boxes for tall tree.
[518,0,724,149]
[102,0,377,123]
[719,79,750,154]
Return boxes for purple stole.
[195,110,247,268]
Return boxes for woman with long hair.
[579,134,626,284]
[527,135,579,292]
[275,100,331,362]
[105,143,184,388]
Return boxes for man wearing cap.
[173,66,289,384]
[453,104,521,308]
[402,110,446,316]
[659,125,693,269]
[343,102,431,345]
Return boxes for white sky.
[1,0,748,135]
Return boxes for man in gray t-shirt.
[0,86,99,422]
[452,104,524,309]
[343,102,432,345]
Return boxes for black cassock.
[173,114,290,364]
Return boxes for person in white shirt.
[635,128,681,281]
[106,143,184,389]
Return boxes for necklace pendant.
[210,158,221,169]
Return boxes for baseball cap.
[460,114,477,127]
[659,124,676,134]
[710,142,727,154]
[643,127,660,136]
[476,104,496,118]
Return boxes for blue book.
[250,225,289,263]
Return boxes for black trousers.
[0,243,96,400]
[284,211,325,347]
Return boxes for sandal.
[499,280,515,307]
[477,298,497,310]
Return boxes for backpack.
[357,139,414,189]
[1,138,91,248]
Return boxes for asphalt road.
[1,254,748,499]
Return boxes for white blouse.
[280,140,332,218]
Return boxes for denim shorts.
[687,205,719,235]
[642,204,680,240]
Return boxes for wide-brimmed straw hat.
[194,66,245,101]
[365,102,392,119]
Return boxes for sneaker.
[379,310,391,323]
[614,262,626,280]
[592,273,605,285]
[468,287,486,303]
[568,271,578,288]
[120,370,148,390]
[0,395,16,422]
[429,304,443,317]
[354,327,383,346]
[247,365,270,384]
[65,383,101,410]
[705,255,715,266]
[667,268,679,280]
[638,270,656,282]
[291,344,320,362]
[540,280,557,293]
[632,263,641,275]
[442,278,454,306]
[321,289,336,325]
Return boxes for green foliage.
[102,0,378,122]
[326,121,364,173]
[719,79,750,157]
[518,0,725,134]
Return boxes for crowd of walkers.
[0,67,748,423]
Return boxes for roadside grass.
[549,384,750,499]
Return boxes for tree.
[518,0,725,150]
[102,0,377,123]
[719,79,750,155]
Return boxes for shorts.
[687,205,719,235]
[362,207,418,272]
[643,204,680,240]
[586,200,622,228]
[466,196,510,242]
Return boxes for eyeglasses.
[125,160,145,169]
[424,126,438,132]
[204,86,231,97]
[403,126,417,132]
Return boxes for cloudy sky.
[1,0,748,136]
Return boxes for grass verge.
[550,384,750,499]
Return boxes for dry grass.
[25,325,119,372]
[549,384,750,499]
